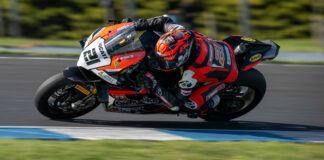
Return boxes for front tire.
[200,68,266,121]
[34,73,99,119]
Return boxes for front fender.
[63,66,100,83]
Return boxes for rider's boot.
[201,95,221,114]
[144,72,182,112]
[183,101,199,118]
[185,95,221,118]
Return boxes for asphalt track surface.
[0,55,324,131]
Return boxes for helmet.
[155,30,194,71]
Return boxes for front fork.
[64,66,110,107]
[74,82,110,110]
[95,83,109,103]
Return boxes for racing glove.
[134,16,179,32]
[134,19,149,31]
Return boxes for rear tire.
[34,73,99,119]
[200,68,266,121]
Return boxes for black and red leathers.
[181,31,238,113]
[134,16,238,113]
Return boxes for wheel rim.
[47,83,97,114]
[216,86,256,114]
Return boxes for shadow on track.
[54,119,324,131]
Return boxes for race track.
[0,55,324,131]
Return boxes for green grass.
[264,60,324,65]
[0,139,324,160]
[275,39,324,53]
[0,50,79,57]
[0,37,80,48]
[0,38,324,53]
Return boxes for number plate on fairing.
[77,37,111,70]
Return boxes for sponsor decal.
[145,72,155,79]
[98,43,108,59]
[215,48,225,66]
[224,45,232,65]
[206,83,225,101]
[116,23,133,32]
[118,51,145,61]
[249,54,262,62]
[180,89,192,96]
[114,62,120,68]
[74,85,90,95]
[103,68,122,72]
[101,73,118,85]
[92,69,118,85]
[241,37,256,42]
[207,42,214,66]
[155,87,174,108]
[209,42,225,68]
[159,96,173,108]
[167,24,185,31]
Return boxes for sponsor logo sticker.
[74,85,90,95]
[249,54,262,62]
[92,69,118,85]
[118,51,145,61]
[241,37,256,42]
[114,62,120,68]
[206,84,225,101]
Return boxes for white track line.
[1,126,324,142]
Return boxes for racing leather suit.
[134,16,239,114]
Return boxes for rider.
[133,16,239,117]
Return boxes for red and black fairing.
[222,35,280,71]
[105,90,170,114]
[100,29,178,114]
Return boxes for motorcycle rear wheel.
[200,68,266,121]
[34,73,99,119]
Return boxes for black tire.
[201,68,266,121]
[34,73,99,119]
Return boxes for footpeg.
[102,102,109,111]
[187,112,199,118]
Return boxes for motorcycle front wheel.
[200,68,266,121]
[34,73,99,119]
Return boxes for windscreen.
[104,26,144,56]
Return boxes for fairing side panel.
[97,51,146,71]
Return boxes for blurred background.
[0,0,323,51]
[0,0,324,136]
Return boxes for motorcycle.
[34,22,280,121]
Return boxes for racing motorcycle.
[34,22,280,121]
